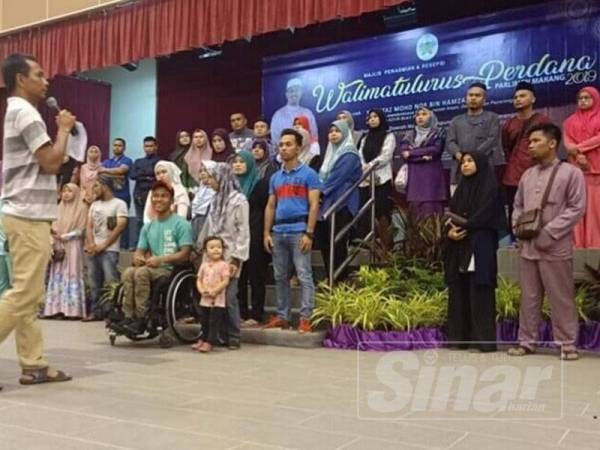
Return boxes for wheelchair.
[105,264,203,348]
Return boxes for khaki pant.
[0,216,51,369]
[122,266,170,319]
[518,258,578,352]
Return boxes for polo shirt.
[2,96,56,220]
[102,155,133,202]
[269,162,321,233]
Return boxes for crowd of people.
[0,51,597,382]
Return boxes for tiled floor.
[0,321,599,449]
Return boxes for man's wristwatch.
[304,231,314,240]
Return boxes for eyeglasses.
[577,96,593,101]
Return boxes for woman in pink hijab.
[184,129,212,184]
[80,145,102,204]
[563,86,600,248]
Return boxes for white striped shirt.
[2,96,56,220]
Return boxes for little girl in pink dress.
[193,236,231,353]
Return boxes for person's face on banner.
[415,109,431,127]
[328,126,343,144]
[367,112,381,129]
[528,130,555,161]
[212,136,226,153]
[279,134,300,162]
[466,87,486,110]
[514,90,535,111]
[577,90,594,111]
[254,121,269,138]
[286,85,302,105]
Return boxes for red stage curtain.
[156,12,388,157]
[0,75,111,159]
[0,0,408,79]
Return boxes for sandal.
[19,367,72,385]
[560,350,580,361]
[191,340,204,351]
[507,346,535,356]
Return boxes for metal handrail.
[327,163,378,288]
[323,163,378,220]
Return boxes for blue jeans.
[226,279,240,343]
[272,232,314,320]
[86,251,119,316]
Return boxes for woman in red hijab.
[563,86,600,248]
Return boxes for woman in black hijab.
[357,109,396,252]
[444,151,507,353]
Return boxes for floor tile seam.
[444,431,469,449]
[556,429,571,446]
[0,400,240,443]
[579,403,591,416]
[0,422,135,449]
[332,435,362,450]
[465,428,576,448]
[225,441,288,450]
[10,398,353,444]
[190,395,350,415]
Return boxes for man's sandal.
[507,346,535,356]
[19,368,72,385]
[560,350,580,361]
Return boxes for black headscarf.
[450,152,506,232]
[446,151,508,278]
[210,128,235,163]
[169,130,191,163]
[360,109,389,163]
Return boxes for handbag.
[515,162,561,240]
[52,242,66,263]
[443,211,468,228]
[394,164,409,193]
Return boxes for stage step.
[241,327,326,348]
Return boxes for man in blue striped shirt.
[263,128,321,333]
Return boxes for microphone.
[46,97,78,136]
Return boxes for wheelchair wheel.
[165,269,203,343]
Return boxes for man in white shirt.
[0,53,75,386]
[270,78,319,144]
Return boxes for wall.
[84,58,157,161]
[0,0,124,33]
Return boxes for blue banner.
[262,0,600,145]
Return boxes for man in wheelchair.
[116,181,193,335]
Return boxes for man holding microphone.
[0,53,75,386]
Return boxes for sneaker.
[228,340,241,350]
[297,318,312,334]
[244,319,260,328]
[262,316,289,330]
